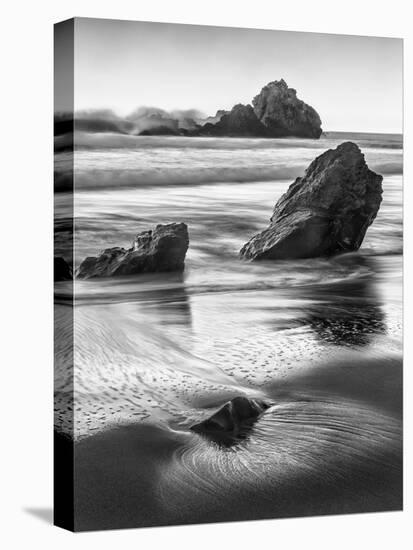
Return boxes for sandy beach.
[73,352,402,531]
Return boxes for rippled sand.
[73,360,402,529]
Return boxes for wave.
[53,131,402,193]
[56,130,403,151]
[56,162,402,193]
[58,164,310,192]
[69,131,330,150]
[370,161,403,175]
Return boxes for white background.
[0,0,411,548]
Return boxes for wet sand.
[73,356,402,532]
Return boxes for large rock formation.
[252,79,322,138]
[76,223,189,279]
[198,79,322,138]
[200,104,268,137]
[191,396,270,445]
[240,142,383,261]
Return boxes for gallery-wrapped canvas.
[54,18,403,531]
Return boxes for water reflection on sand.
[54,247,401,439]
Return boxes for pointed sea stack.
[252,79,322,138]
[240,142,383,261]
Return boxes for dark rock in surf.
[191,396,270,445]
[54,257,72,281]
[252,79,322,138]
[199,104,268,137]
[240,142,383,261]
[76,222,189,279]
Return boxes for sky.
[68,17,402,133]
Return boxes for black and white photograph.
[3,0,413,547]
[52,17,403,532]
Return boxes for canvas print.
[54,18,403,531]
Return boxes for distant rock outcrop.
[76,223,189,279]
[240,142,383,261]
[56,79,322,139]
[202,109,229,126]
[191,396,270,445]
[197,79,321,138]
[252,79,322,138]
[199,104,268,137]
[54,257,72,281]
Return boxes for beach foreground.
[73,353,402,531]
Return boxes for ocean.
[55,131,402,527]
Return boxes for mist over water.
[56,133,402,520]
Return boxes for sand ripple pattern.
[158,399,401,521]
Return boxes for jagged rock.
[199,104,268,137]
[202,109,229,125]
[76,223,189,279]
[54,257,72,281]
[240,142,383,261]
[191,396,270,444]
[252,79,322,138]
